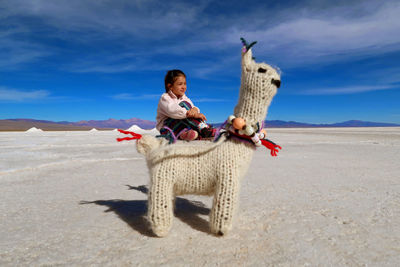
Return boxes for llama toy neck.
[234,73,272,126]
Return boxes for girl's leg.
[179,128,198,141]
[160,118,191,139]
[177,100,216,138]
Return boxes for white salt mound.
[147,128,159,136]
[125,125,158,135]
[26,127,43,132]
[126,125,142,132]
[89,128,98,132]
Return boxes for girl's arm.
[193,112,207,121]
[186,108,199,118]
[158,94,188,119]
[184,96,206,120]
[186,97,200,113]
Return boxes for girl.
[156,69,215,141]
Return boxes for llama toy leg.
[147,173,174,237]
[209,174,239,236]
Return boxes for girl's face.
[168,75,186,98]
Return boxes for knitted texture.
[136,47,281,237]
[234,48,280,127]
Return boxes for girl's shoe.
[200,126,216,138]
[179,129,198,141]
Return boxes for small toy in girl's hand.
[198,121,208,130]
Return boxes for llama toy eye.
[258,67,267,73]
[271,78,281,88]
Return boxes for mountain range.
[263,120,400,128]
[0,118,155,131]
[0,118,399,131]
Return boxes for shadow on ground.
[80,185,211,236]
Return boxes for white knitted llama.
[136,46,281,237]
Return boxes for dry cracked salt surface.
[0,128,399,266]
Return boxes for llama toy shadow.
[80,185,211,236]
[80,198,152,236]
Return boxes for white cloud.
[195,98,230,103]
[111,93,160,100]
[0,0,210,70]
[68,56,174,73]
[0,0,209,39]
[224,1,400,66]
[299,84,397,95]
[1,0,400,72]
[111,93,228,102]
[0,27,51,70]
[356,66,400,84]
[0,87,51,101]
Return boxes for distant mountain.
[1,118,399,131]
[0,118,156,131]
[328,120,400,127]
[211,120,400,128]
[264,120,316,128]
[0,119,98,131]
[264,120,400,128]
[64,118,156,129]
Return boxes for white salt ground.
[0,128,399,266]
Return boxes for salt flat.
[1,128,399,266]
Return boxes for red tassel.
[116,129,142,142]
[261,139,282,157]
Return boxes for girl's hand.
[194,113,207,121]
[186,108,198,118]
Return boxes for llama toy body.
[136,46,281,237]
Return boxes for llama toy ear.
[242,48,253,67]
[240,37,256,66]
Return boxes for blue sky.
[1,0,399,124]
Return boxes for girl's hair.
[164,69,186,93]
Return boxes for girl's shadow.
[80,185,211,237]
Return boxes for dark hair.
[164,69,186,93]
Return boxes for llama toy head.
[234,47,281,127]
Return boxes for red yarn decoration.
[116,129,142,142]
[116,128,282,157]
[261,139,282,157]
[228,129,282,157]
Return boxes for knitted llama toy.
[134,44,281,237]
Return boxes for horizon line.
[1,117,400,126]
